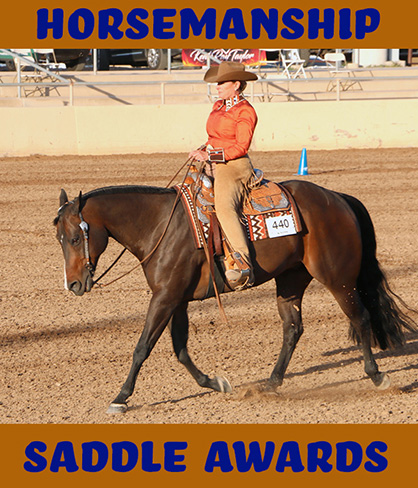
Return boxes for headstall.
[78,212,95,275]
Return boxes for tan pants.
[214,156,253,266]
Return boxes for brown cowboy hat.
[203,61,258,83]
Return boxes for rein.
[78,152,228,322]
[192,162,228,322]
[82,156,195,289]
[92,248,127,287]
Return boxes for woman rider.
[189,61,258,290]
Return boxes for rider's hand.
[189,149,209,162]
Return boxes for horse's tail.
[338,192,417,350]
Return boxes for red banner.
[182,48,267,66]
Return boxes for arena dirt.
[1,148,417,424]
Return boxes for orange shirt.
[206,98,258,161]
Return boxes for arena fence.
[1,98,418,156]
[1,73,418,105]
[1,50,418,156]
[1,48,418,105]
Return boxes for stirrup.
[225,252,254,290]
[225,264,254,291]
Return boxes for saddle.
[176,164,302,258]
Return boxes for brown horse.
[54,180,416,413]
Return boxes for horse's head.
[54,189,108,296]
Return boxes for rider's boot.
[225,252,254,291]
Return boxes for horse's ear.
[59,189,68,207]
[76,191,86,213]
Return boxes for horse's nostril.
[69,281,81,294]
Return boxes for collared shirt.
[206,96,258,162]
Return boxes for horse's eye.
[71,235,80,246]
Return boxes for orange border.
[1,2,418,487]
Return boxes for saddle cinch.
[176,164,302,262]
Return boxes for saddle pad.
[176,181,302,249]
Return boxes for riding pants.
[214,155,254,266]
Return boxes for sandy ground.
[1,148,418,424]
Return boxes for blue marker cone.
[296,148,309,175]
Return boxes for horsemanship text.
[36,7,381,41]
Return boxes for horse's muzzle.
[68,274,94,296]
[68,280,84,296]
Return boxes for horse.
[53,180,416,414]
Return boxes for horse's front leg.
[107,293,179,414]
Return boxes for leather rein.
[78,157,194,289]
[77,152,228,322]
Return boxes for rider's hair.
[238,80,247,93]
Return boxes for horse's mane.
[83,185,176,201]
[53,185,176,225]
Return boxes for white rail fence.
[1,49,418,105]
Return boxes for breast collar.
[220,94,246,112]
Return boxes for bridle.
[75,156,194,288]
[78,210,128,287]
[73,150,205,290]
[77,194,184,288]
[71,153,228,322]
[78,212,96,276]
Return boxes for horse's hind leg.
[331,287,390,389]
[170,302,232,393]
[268,266,312,390]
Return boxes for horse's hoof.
[106,402,128,414]
[376,373,391,391]
[215,376,232,393]
[264,379,281,392]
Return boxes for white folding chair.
[324,52,346,70]
[32,49,63,71]
[9,49,36,69]
[8,50,38,96]
[279,49,307,79]
[16,49,63,97]
[324,52,361,92]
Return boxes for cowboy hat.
[203,61,258,83]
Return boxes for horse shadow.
[125,335,418,413]
[6,316,418,410]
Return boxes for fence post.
[69,80,74,106]
[161,82,165,104]
[17,59,22,99]
[93,49,97,75]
